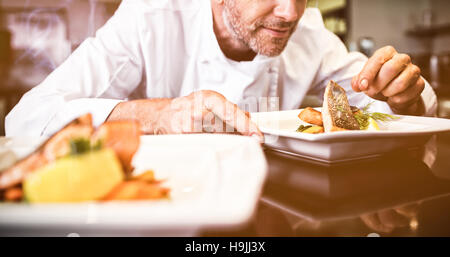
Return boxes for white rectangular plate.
[0,134,267,236]
[251,109,450,163]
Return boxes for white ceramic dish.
[251,109,450,163]
[0,134,267,236]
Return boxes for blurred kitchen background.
[0,0,449,135]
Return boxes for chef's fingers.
[360,213,394,234]
[162,97,194,134]
[202,91,264,141]
[366,92,388,102]
[356,46,398,91]
[387,78,425,111]
[201,111,228,133]
[351,75,361,92]
[366,53,411,96]
[190,102,208,133]
[381,64,421,97]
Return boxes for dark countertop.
[203,132,450,237]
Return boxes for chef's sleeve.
[5,0,144,137]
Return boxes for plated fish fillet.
[322,81,360,132]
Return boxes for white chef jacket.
[5,0,437,137]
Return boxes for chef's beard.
[222,1,298,57]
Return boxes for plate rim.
[251,109,450,142]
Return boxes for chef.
[5,0,437,139]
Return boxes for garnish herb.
[296,125,313,132]
[354,102,399,130]
[69,138,103,156]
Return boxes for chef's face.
[223,0,307,56]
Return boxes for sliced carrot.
[4,187,23,202]
[92,120,141,174]
[103,180,169,201]
[298,107,323,126]
[132,170,155,182]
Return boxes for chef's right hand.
[107,90,264,141]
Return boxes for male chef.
[5,0,437,139]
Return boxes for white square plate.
[251,109,450,163]
[0,134,267,236]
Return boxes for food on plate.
[24,149,124,203]
[0,114,169,203]
[352,102,398,130]
[0,114,94,191]
[322,80,360,132]
[4,187,23,202]
[365,117,380,131]
[92,121,141,174]
[132,170,157,182]
[297,107,323,126]
[103,171,170,201]
[296,81,398,133]
[103,170,169,201]
[296,125,324,134]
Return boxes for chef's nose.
[273,0,299,22]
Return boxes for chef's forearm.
[107,98,172,134]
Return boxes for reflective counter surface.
[203,133,450,237]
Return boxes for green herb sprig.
[296,125,313,132]
[69,138,103,156]
[354,102,399,130]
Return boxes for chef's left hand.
[351,46,425,115]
